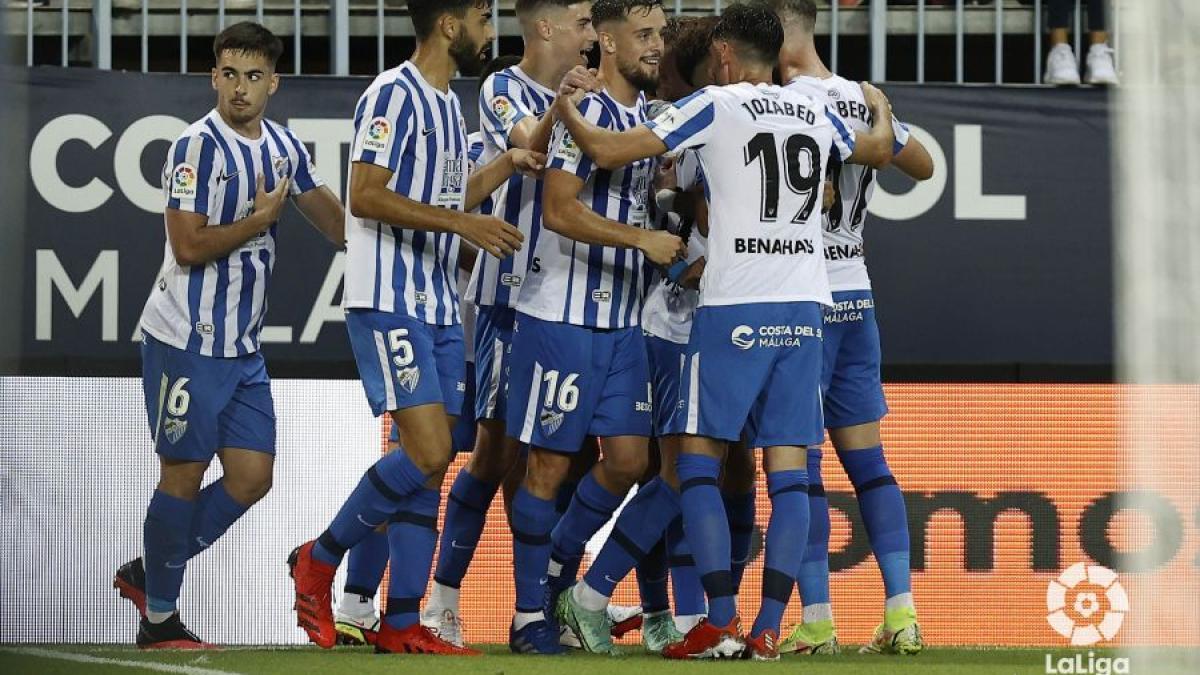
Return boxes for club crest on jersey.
[540,409,564,436]
[396,366,421,394]
[170,163,198,199]
[164,417,188,444]
[363,116,392,152]
[491,96,517,126]
[272,155,291,180]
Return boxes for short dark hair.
[408,0,492,40]
[213,22,283,67]
[480,54,522,89]
[671,16,719,87]
[516,0,584,15]
[712,3,784,66]
[591,0,664,29]
[754,0,817,32]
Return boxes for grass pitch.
[5,644,1197,675]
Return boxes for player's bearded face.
[212,50,278,126]
[450,6,495,77]
[611,8,666,92]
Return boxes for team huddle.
[112,0,935,661]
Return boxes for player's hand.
[558,66,600,107]
[822,180,835,212]
[510,149,547,178]
[456,212,524,259]
[638,229,686,267]
[678,257,706,290]
[253,173,291,229]
[860,82,892,114]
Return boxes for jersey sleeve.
[824,103,856,161]
[645,88,717,152]
[675,149,704,192]
[548,96,609,181]
[479,73,538,152]
[280,127,324,196]
[891,115,911,156]
[350,82,415,174]
[165,133,219,216]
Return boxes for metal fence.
[7,1,1117,83]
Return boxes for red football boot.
[662,617,745,659]
[287,541,337,649]
[375,622,482,656]
[744,628,780,661]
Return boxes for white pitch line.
[0,647,241,675]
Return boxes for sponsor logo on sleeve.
[170,163,198,200]
[363,116,392,153]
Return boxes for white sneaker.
[1045,43,1081,85]
[419,605,464,647]
[1085,43,1119,85]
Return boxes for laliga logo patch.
[556,132,582,164]
[1046,562,1128,646]
[170,163,198,199]
[363,116,392,152]
[731,325,755,350]
[396,366,421,394]
[491,96,516,125]
[164,417,188,444]
[540,409,564,436]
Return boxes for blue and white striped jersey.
[343,61,469,325]
[467,66,557,309]
[647,82,853,308]
[139,109,323,358]
[517,90,655,329]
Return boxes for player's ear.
[210,68,219,92]
[600,30,617,55]
[439,12,459,43]
[268,72,280,96]
[536,17,553,42]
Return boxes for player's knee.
[224,470,273,505]
[524,449,570,497]
[601,452,648,490]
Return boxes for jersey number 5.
[744,132,821,225]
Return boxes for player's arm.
[542,168,683,267]
[555,96,668,170]
[464,148,546,212]
[167,174,290,267]
[458,240,480,274]
[350,162,522,259]
[890,134,934,181]
[843,83,895,169]
[292,186,345,247]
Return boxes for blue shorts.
[140,334,275,462]
[645,333,689,437]
[822,290,888,429]
[388,362,477,452]
[473,305,515,422]
[682,302,825,448]
[506,313,652,453]
[346,309,466,417]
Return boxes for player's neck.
[784,41,833,81]
[519,47,568,92]
[409,41,456,93]
[599,59,639,107]
[216,108,263,140]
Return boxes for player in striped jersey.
[422,1,600,642]
[547,3,897,659]
[113,22,345,650]
[761,0,934,658]
[288,0,545,657]
[502,0,685,656]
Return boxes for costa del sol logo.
[1046,562,1128,646]
[731,325,755,350]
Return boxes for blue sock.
[752,469,809,638]
[384,487,440,630]
[433,468,498,589]
[677,453,734,627]
[549,472,622,590]
[581,477,678,604]
[798,448,832,610]
[555,480,578,517]
[723,489,756,594]
[344,530,388,598]
[185,480,249,559]
[313,450,429,566]
[548,479,581,589]
[511,487,558,616]
[143,490,195,614]
[666,515,706,616]
[839,446,911,600]
[636,538,670,614]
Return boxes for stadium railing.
[8,0,1116,83]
